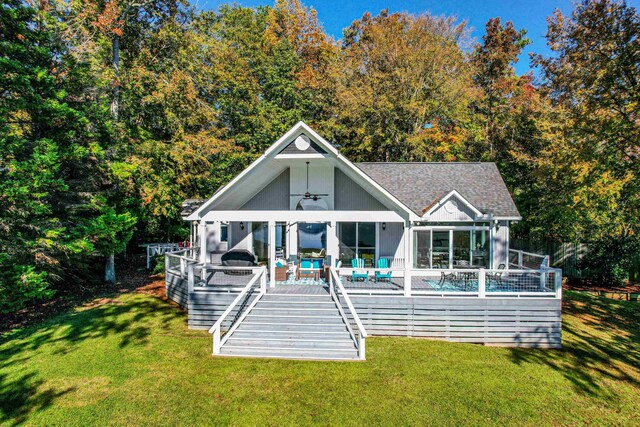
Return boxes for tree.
[471,17,530,154]
[470,18,558,240]
[332,10,475,162]
[533,0,640,283]
[0,0,134,310]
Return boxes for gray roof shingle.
[355,162,520,218]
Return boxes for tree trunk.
[105,253,116,284]
[110,35,120,119]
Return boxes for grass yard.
[1,289,639,426]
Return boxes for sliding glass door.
[413,226,491,269]
[431,231,450,268]
[338,222,376,266]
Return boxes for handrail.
[209,267,266,354]
[329,267,368,359]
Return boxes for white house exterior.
[165,122,562,360]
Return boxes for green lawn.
[1,290,638,426]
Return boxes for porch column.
[404,222,412,297]
[199,220,208,263]
[268,220,276,288]
[327,220,339,267]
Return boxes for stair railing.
[329,267,368,360]
[209,267,267,355]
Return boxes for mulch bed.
[0,254,168,334]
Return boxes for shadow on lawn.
[0,294,183,425]
[510,291,640,399]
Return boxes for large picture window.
[338,222,376,266]
[413,227,490,269]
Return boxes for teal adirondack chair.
[351,258,369,284]
[375,258,393,283]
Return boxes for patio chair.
[297,258,317,280]
[351,258,369,284]
[375,258,393,283]
[487,263,506,288]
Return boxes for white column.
[268,220,276,288]
[289,222,298,259]
[404,221,412,297]
[199,220,207,263]
[327,221,339,267]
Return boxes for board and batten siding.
[492,220,509,268]
[427,195,477,221]
[334,168,387,211]
[340,295,561,348]
[378,221,405,259]
[240,169,290,210]
[229,221,251,251]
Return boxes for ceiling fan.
[290,161,328,201]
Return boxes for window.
[220,223,228,242]
[338,222,376,266]
[413,227,490,269]
[298,223,326,258]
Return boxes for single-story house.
[165,122,562,360]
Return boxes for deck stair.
[218,291,360,360]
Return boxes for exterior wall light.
[240,222,245,230]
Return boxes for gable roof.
[186,122,416,220]
[355,162,521,219]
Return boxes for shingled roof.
[355,162,520,218]
[181,199,206,219]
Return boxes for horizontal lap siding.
[188,291,246,330]
[340,296,562,348]
[166,272,244,329]
[166,272,188,308]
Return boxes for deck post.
[554,268,563,299]
[268,220,276,288]
[187,263,194,293]
[478,268,486,298]
[199,220,207,263]
[403,222,412,297]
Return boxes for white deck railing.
[165,248,199,277]
[329,267,368,360]
[509,249,550,270]
[208,267,267,354]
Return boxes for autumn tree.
[332,10,475,162]
[533,0,640,282]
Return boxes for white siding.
[427,195,477,221]
[492,220,509,268]
[229,221,251,251]
[379,222,404,259]
[334,168,387,211]
[241,169,289,210]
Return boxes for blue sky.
[196,0,639,76]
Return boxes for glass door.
[298,222,327,259]
[432,230,450,269]
[453,230,471,267]
[252,222,268,263]
[413,230,432,268]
